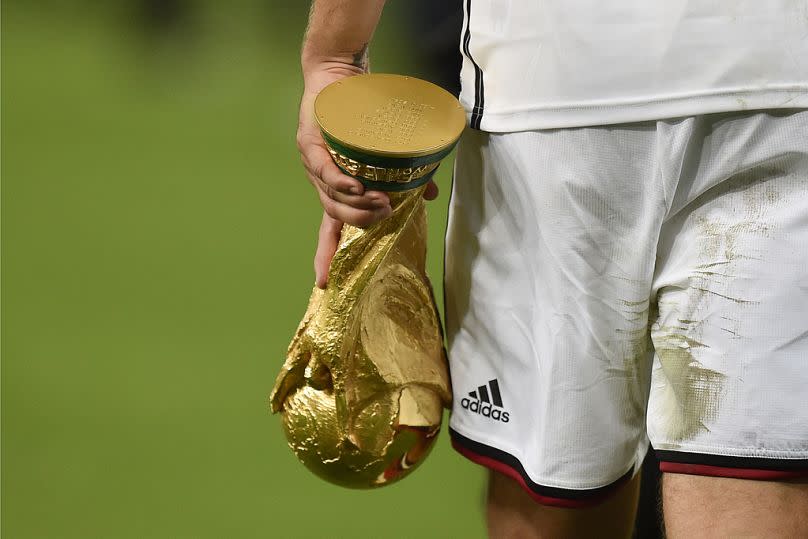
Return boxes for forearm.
[302,0,386,74]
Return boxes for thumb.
[314,212,343,289]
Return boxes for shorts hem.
[657,450,808,480]
[450,428,633,508]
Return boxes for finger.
[423,180,439,200]
[306,172,389,211]
[302,143,365,196]
[315,213,343,289]
[317,188,392,228]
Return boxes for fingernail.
[349,185,363,195]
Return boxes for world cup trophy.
[269,74,465,488]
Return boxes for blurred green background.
[1,2,485,537]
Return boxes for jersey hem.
[462,88,808,132]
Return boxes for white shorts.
[445,110,808,507]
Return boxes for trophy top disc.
[315,74,466,160]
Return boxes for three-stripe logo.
[460,379,509,423]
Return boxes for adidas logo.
[460,379,510,423]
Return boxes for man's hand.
[299,63,391,289]
[298,66,393,229]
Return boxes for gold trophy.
[269,74,465,488]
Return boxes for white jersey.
[459,0,808,131]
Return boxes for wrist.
[301,61,368,94]
[302,42,369,78]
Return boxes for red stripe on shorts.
[660,461,808,480]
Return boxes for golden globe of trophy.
[270,74,465,488]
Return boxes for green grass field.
[2,3,486,537]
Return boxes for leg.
[662,474,808,538]
[487,471,642,539]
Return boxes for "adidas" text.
[460,379,510,423]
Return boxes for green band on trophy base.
[336,165,438,192]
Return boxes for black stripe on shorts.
[450,428,633,504]
[656,450,808,471]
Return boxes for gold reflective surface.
[326,147,439,183]
[315,74,466,158]
[270,188,452,488]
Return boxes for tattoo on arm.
[352,42,369,72]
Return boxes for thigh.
[649,110,808,476]
[663,474,808,538]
